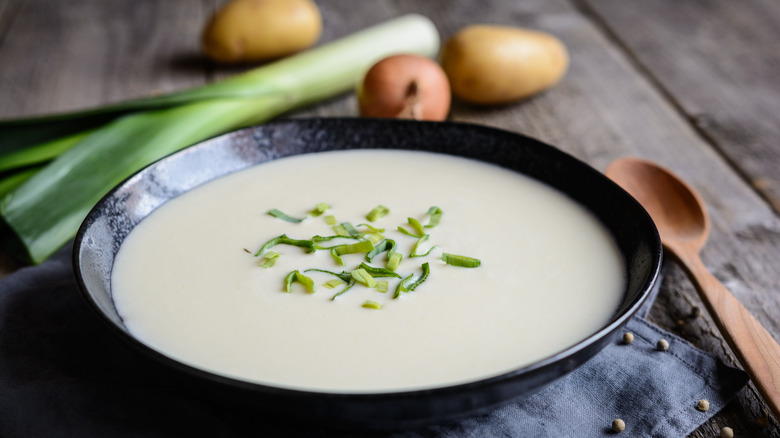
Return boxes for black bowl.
[73,118,661,429]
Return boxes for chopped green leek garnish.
[362,300,382,310]
[366,205,389,222]
[267,208,306,223]
[394,262,430,298]
[376,281,389,293]
[284,270,315,294]
[410,234,436,258]
[330,240,375,265]
[366,239,394,262]
[341,222,360,238]
[310,202,330,216]
[357,223,385,234]
[324,215,337,225]
[323,279,343,289]
[312,235,359,250]
[330,279,356,300]
[397,226,422,238]
[332,224,348,236]
[407,217,426,236]
[357,262,401,278]
[387,252,403,271]
[441,253,482,268]
[407,262,431,292]
[304,268,352,282]
[366,232,385,245]
[393,273,414,299]
[424,206,442,228]
[258,251,280,268]
[351,268,377,287]
[254,234,315,256]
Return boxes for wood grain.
[579,0,780,213]
[0,0,211,119]
[1,0,779,436]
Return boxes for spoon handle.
[675,247,780,419]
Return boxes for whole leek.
[0,14,440,264]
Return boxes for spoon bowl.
[606,157,780,420]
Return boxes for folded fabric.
[0,243,747,437]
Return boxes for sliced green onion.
[330,240,375,265]
[304,268,352,282]
[406,262,431,292]
[324,215,337,225]
[254,234,315,256]
[310,202,330,216]
[387,252,403,271]
[258,251,280,268]
[361,300,382,310]
[284,270,315,294]
[0,14,440,264]
[341,222,361,238]
[357,223,385,234]
[366,239,395,262]
[267,208,306,223]
[441,252,482,268]
[322,279,343,289]
[366,205,389,222]
[330,279,356,300]
[397,226,422,238]
[351,268,377,287]
[376,281,389,293]
[394,262,430,298]
[357,262,401,278]
[311,235,359,249]
[424,206,442,228]
[410,234,436,258]
[393,273,414,299]
[366,232,385,245]
[332,224,348,237]
[407,217,426,236]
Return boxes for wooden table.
[1,0,779,436]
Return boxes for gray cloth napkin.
[0,243,747,437]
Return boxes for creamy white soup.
[112,149,625,393]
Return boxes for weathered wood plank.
[579,0,780,213]
[1,0,779,435]
[0,0,211,120]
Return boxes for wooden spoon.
[606,157,780,419]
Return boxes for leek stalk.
[0,14,440,263]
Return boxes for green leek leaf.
[0,14,440,263]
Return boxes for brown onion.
[357,54,451,121]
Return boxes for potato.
[440,25,569,105]
[202,0,322,63]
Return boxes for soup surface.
[112,149,625,393]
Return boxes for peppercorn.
[622,332,634,344]
[720,426,734,438]
[657,339,669,351]
[612,418,625,433]
[697,399,710,412]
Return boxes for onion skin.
[357,54,451,121]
